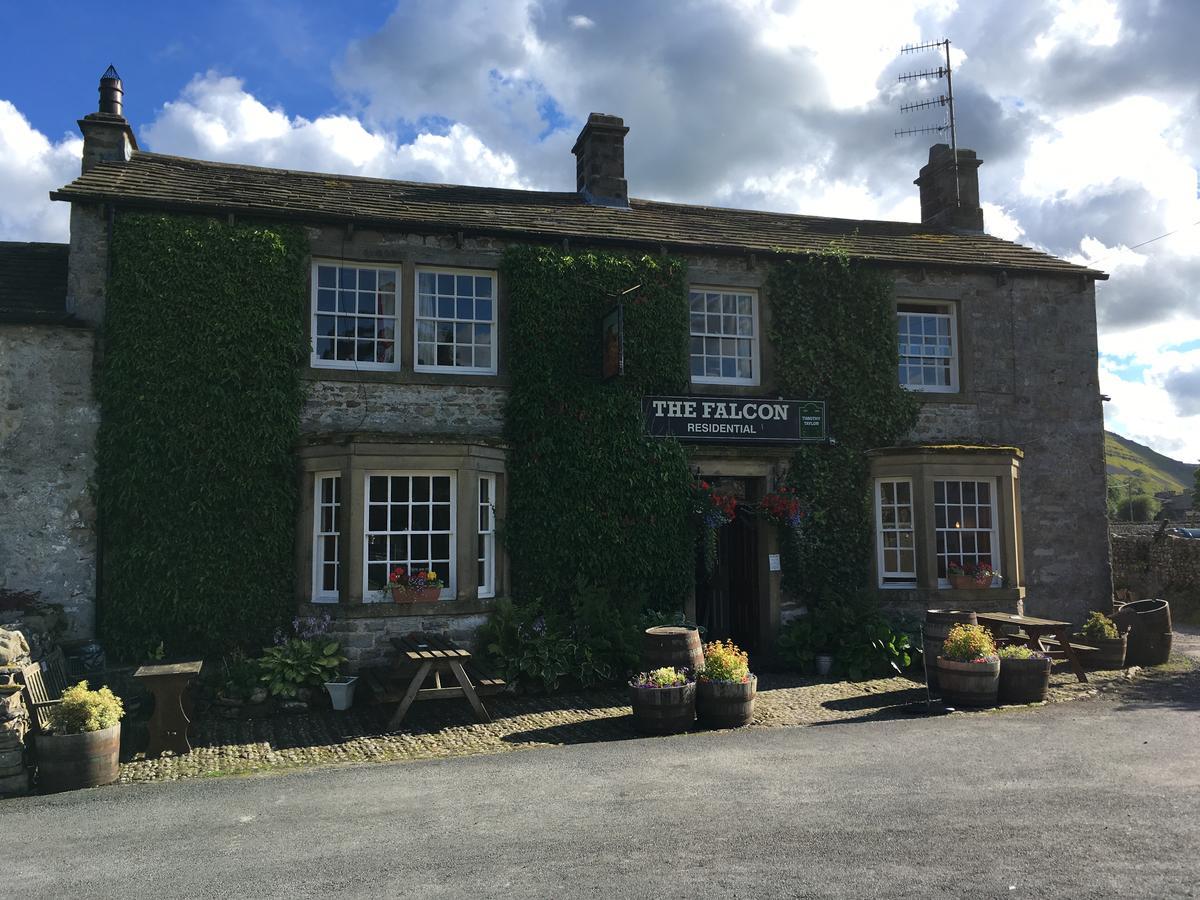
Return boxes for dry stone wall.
[1111,532,1200,618]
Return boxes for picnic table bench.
[370,633,505,730]
[976,612,1091,683]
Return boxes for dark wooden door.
[695,506,760,651]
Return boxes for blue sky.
[2,0,1198,461]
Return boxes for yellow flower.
[426,571,438,581]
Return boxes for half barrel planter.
[629,682,696,735]
[1079,633,1127,670]
[35,723,121,792]
[936,657,999,708]
[924,609,978,692]
[696,675,757,729]
[998,656,1051,704]
[1115,599,1173,666]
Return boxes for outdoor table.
[133,660,204,756]
[387,634,491,730]
[975,613,1089,683]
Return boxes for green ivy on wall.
[98,214,308,661]
[501,245,695,627]
[767,250,920,606]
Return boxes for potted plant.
[259,636,346,705]
[36,680,124,792]
[697,640,756,728]
[936,623,1000,707]
[323,673,358,711]
[1078,611,1126,669]
[946,559,976,590]
[385,566,444,603]
[997,645,1051,704]
[970,560,997,587]
[693,480,738,578]
[629,666,695,735]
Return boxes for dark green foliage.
[776,596,917,680]
[767,251,920,605]
[98,214,308,661]
[501,245,695,625]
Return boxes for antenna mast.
[896,39,959,208]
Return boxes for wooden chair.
[19,663,62,734]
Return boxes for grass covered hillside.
[1105,432,1197,495]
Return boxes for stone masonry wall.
[302,381,505,436]
[1111,532,1200,618]
[903,268,1111,623]
[328,612,490,670]
[0,324,99,638]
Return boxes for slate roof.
[51,152,1106,279]
[0,242,72,324]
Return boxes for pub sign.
[643,396,826,444]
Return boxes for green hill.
[1105,431,1198,495]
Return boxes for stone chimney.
[572,113,629,208]
[78,65,138,173]
[914,144,983,232]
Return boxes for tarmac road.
[4,688,1199,899]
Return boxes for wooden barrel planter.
[998,656,1051,704]
[1115,599,1173,666]
[35,724,121,792]
[924,610,978,691]
[629,683,696,735]
[696,675,757,729]
[936,658,999,708]
[1079,633,1127,670]
[642,626,703,674]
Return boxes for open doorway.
[695,480,761,652]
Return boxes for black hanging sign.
[643,396,826,444]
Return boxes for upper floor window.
[689,288,759,385]
[415,268,497,375]
[311,262,399,371]
[897,301,958,392]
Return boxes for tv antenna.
[895,38,959,206]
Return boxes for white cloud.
[0,101,81,243]
[1033,0,1122,58]
[142,73,526,188]
[567,14,594,29]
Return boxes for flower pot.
[391,587,414,604]
[35,723,121,792]
[814,654,834,677]
[629,682,695,735]
[1079,633,1127,670]
[1114,599,1173,666]
[948,575,976,590]
[323,676,358,711]
[697,675,756,728]
[998,656,1051,704]
[936,657,999,707]
[924,609,978,691]
[413,586,441,603]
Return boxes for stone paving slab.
[111,658,1182,786]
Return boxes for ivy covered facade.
[27,76,1113,663]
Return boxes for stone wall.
[302,380,505,436]
[0,324,98,638]
[1111,532,1200,619]
[903,269,1110,622]
[328,611,490,670]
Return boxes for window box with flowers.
[947,559,997,590]
[385,566,445,604]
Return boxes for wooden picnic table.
[975,613,1090,683]
[133,660,203,756]
[383,634,503,730]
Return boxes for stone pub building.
[0,70,1111,666]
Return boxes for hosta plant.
[699,640,750,683]
[259,637,346,699]
[46,681,125,735]
[941,623,998,663]
[631,666,692,689]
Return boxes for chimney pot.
[99,64,123,116]
[572,113,630,208]
[914,144,984,232]
[78,65,138,173]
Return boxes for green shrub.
[998,644,1043,660]
[46,681,124,734]
[258,638,346,699]
[941,624,998,662]
[775,596,914,680]
[1081,611,1119,642]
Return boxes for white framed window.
[364,472,456,602]
[875,478,916,587]
[689,287,759,385]
[934,479,999,586]
[311,261,399,370]
[897,301,958,392]
[415,267,497,374]
[312,473,342,603]
[478,475,496,599]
